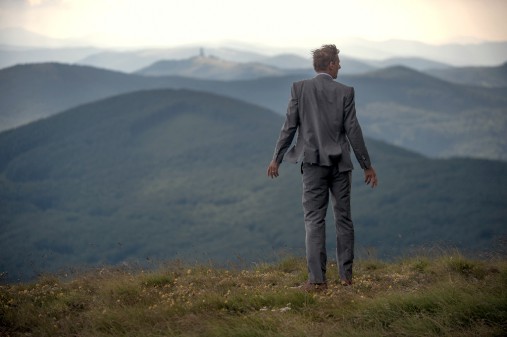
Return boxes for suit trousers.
[302,163,354,283]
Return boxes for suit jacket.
[272,73,371,171]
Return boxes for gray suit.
[272,73,371,283]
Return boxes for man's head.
[312,44,341,79]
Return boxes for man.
[267,44,377,291]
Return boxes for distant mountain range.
[341,38,507,66]
[88,52,507,89]
[135,55,312,80]
[1,28,507,75]
[134,54,383,80]
[2,41,506,85]
[1,62,506,160]
[348,66,507,159]
[427,62,507,87]
[1,89,505,282]
[76,47,273,73]
[0,46,374,75]
[0,45,100,70]
[2,27,507,66]
[367,57,450,71]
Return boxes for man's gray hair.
[312,44,340,71]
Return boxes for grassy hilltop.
[1,252,506,337]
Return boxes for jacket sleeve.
[343,87,372,170]
[272,82,300,164]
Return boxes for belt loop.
[300,162,304,174]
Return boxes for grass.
[1,252,506,337]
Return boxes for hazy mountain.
[342,38,507,66]
[0,63,162,131]
[135,55,305,80]
[254,54,375,74]
[339,56,378,73]
[78,48,203,73]
[0,62,298,131]
[426,62,507,88]
[1,63,506,160]
[78,47,270,73]
[363,57,450,71]
[350,66,506,110]
[0,46,100,70]
[0,62,303,132]
[1,89,505,282]
[346,66,507,159]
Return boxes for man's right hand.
[364,167,378,188]
[267,160,280,178]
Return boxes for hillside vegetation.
[1,89,506,282]
[1,253,506,336]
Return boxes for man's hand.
[267,160,280,178]
[364,167,378,188]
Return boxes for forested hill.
[0,89,506,282]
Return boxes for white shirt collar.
[316,72,332,78]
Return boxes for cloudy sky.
[1,0,506,48]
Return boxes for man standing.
[267,44,377,291]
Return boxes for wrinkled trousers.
[302,162,354,283]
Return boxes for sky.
[0,0,506,49]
